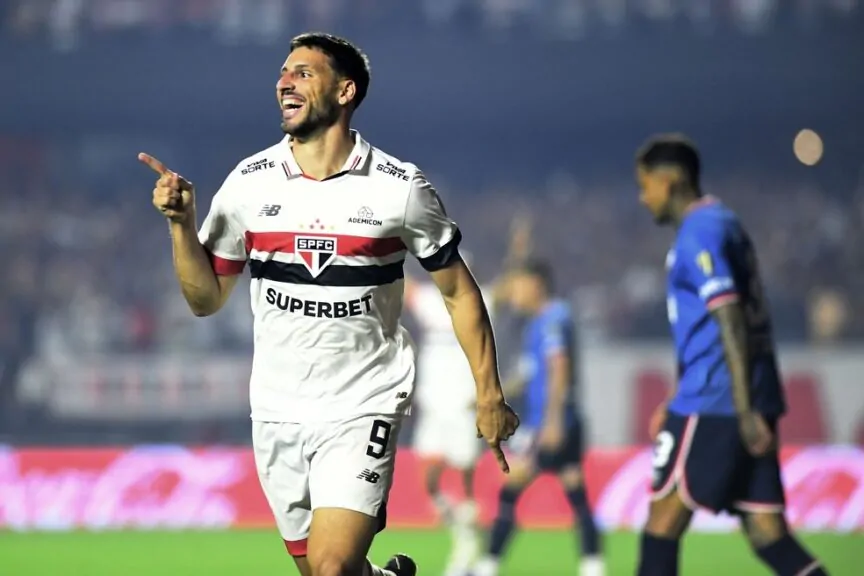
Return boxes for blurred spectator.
[808,288,850,344]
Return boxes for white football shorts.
[252,414,402,556]
[413,405,482,469]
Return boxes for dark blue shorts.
[536,419,584,472]
[508,419,585,472]
[650,413,785,514]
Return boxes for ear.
[668,171,690,197]
[338,79,357,107]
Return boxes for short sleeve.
[679,227,739,310]
[540,315,568,357]
[198,172,247,276]
[401,170,461,272]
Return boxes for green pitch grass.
[0,530,859,575]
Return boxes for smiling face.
[276,46,355,140]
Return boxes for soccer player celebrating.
[635,134,829,576]
[139,32,519,576]
[474,259,605,576]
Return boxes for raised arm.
[140,153,242,316]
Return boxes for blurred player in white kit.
[139,32,519,576]
[405,262,489,576]
[405,221,532,576]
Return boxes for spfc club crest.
[295,236,337,277]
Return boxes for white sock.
[580,555,606,576]
[473,556,500,576]
[433,492,455,523]
[453,499,478,526]
[447,498,480,569]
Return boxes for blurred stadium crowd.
[4,0,861,49]
[2,146,862,360]
[3,141,863,366]
[1,0,862,443]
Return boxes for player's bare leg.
[740,511,829,575]
[292,556,313,576]
[557,465,605,576]
[422,457,454,521]
[637,489,693,576]
[473,458,535,576]
[307,508,415,576]
[419,456,480,575]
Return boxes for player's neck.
[530,297,552,316]
[289,123,355,181]
[671,193,702,227]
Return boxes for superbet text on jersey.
[198,130,461,422]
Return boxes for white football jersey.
[198,131,461,422]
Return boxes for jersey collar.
[684,195,718,216]
[280,129,371,181]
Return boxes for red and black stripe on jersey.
[245,229,461,287]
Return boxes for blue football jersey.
[518,300,578,428]
[665,199,786,416]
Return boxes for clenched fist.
[139,153,196,225]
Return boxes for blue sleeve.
[678,225,740,310]
[539,311,569,357]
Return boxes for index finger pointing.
[492,445,510,473]
[138,152,170,176]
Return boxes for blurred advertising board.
[1,445,862,532]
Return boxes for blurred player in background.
[635,135,829,576]
[140,32,518,576]
[404,254,488,576]
[404,218,532,576]
[474,258,605,576]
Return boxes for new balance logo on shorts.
[258,204,282,217]
[356,469,380,484]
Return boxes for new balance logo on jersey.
[242,158,276,175]
[357,469,380,484]
[258,204,282,217]
[295,236,336,277]
[347,206,383,226]
[265,287,373,318]
[376,162,409,181]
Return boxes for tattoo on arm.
[711,303,751,413]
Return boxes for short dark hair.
[515,258,555,294]
[636,134,701,188]
[290,32,371,110]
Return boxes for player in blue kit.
[474,259,605,576]
[635,134,829,576]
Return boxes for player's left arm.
[429,261,504,404]
[542,319,571,432]
[682,233,752,414]
[712,303,752,414]
[400,170,504,406]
